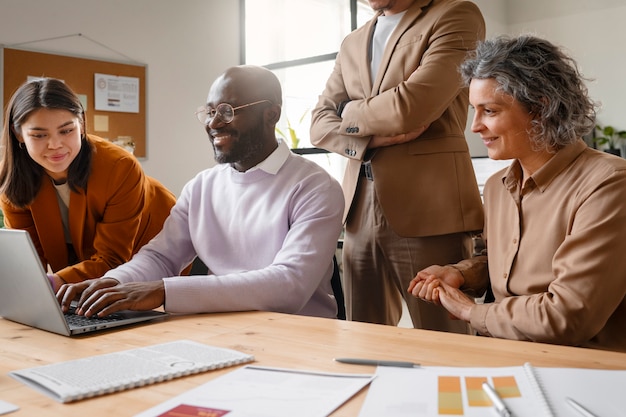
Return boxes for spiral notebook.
[357,362,626,417]
[9,340,254,403]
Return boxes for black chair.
[331,255,346,320]
[189,256,209,275]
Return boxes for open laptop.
[0,228,166,336]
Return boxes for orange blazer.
[1,135,176,283]
[311,0,484,237]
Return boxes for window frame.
[239,0,359,69]
[239,0,368,182]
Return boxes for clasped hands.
[56,278,165,317]
[408,265,475,322]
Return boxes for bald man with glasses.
[58,65,345,319]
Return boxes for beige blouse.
[456,139,626,352]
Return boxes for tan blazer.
[311,0,484,237]
[1,135,177,283]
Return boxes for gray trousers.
[343,178,473,334]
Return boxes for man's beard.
[212,127,265,166]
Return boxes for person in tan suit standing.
[310,0,485,332]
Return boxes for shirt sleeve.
[162,174,344,315]
[103,177,198,284]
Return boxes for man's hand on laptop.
[57,279,165,318]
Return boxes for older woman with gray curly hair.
[408,35,626,352]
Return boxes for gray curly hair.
[460,34,596,152]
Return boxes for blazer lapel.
[371,0,430,94]
[360,16,379,96]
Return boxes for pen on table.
[482,382,513,417]
[566,397,598,417]
[334,358,420,368]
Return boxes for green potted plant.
[594,124,626,156]
[275,109,309,149]
[0,209,4,228]
[275,120,300,149]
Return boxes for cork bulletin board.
[2,47,147,157]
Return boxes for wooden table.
[1,312,625,416]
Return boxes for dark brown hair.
[0,78,94,207]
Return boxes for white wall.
[506,1,626,131]
[0,0,239,196]
[464,0,626,156]
[1,1,625,192]
[466,0,509,156]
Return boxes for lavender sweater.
[106,141,344,318]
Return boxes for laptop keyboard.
[64,311,124,327]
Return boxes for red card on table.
[157,404,230,417]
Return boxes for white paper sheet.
[357,365,626,417]
[0,400,18,415]
[135,365,374,417]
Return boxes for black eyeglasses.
[195,100,271,125]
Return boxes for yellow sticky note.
[94,115,109,132]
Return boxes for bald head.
[215,65,282,107]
